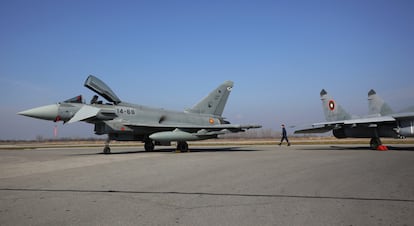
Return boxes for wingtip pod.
[248,124,262,129]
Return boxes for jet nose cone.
[18,104,59,121]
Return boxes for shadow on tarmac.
[2,187,413,203]
[71,146,260,156]
[387,146,414,151]
[297,145,414,152]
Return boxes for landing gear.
[370,137,382,150]
[176,141,189,152]
[103,137,111,154]
[103,146,111,154]
[144,140,155,152]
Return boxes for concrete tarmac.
[0,144,413,226]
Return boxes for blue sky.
[1,0,413,140]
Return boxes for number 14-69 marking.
[116,108,136,115]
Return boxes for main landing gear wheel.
[103,146,111,154]
[370,137,382,150]
[144,141,155,152]
[176,141,189,152]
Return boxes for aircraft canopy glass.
[84,75,121,104]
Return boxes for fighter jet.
[294,89,414,149]
[18,75,261,153]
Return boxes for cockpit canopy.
[84,75,121,104]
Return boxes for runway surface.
[1,144,413,226]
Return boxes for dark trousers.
[280,136,289,143]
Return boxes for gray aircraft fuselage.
[18,75,261,153]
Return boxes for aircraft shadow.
[387,146,414,151]
[296,146,368,151]
[71,146,259,156]
[297,145,414,152]
[177,147,258,153]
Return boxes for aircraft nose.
[18,104,59,121]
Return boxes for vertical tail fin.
[368,89,393,116]
[320,89,351,121]
[186,81,233,116]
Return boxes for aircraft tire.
[177,142,189,152]
[103,147,111,154]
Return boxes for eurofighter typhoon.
[18,75,261,153]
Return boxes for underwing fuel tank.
[149,130,201,142]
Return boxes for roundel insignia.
[328,100,335,111]
[209,118,215,124]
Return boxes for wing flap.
[342,116,395,125]
[294,124,335,134]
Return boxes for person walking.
[279,124,291,146]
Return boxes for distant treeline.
[0,137,105,143]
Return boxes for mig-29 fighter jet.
[18,75,261,153]
[294,89,414,149]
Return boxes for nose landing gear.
[103,137,111,154]
[370,137,382,150]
